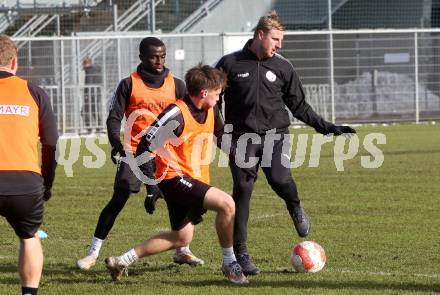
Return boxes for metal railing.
[43,85,105,135]
[13,29,440,135]
[172,0,223,33]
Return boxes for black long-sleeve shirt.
[216,39,334,135]
[84,64,102,85]
[106,64,186,150]
[0,71,58,195]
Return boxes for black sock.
[22,286,38,295]
[233,244,248,255]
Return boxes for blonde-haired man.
[216,12,356,275]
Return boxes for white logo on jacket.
[265,71,276,82]
[237,72,249,78]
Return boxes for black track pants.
[229,133,301,253]
[93,188,131,239]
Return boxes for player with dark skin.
[77,37,203,271]
[104,64,248,284]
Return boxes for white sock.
[119,249,138,266]
[176,246,191,255]
[88,237,103,258]
[222,247,236,265]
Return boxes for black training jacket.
[216,39,333,135]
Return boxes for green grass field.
[1,123,439,294]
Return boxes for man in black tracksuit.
[216,12,356,275]
[82,57,103,133]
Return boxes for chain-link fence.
[12,29,440,135]
[281,30,440,124]
[2,1,440,36]
[4,1,440,135]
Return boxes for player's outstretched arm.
[324,125,356,136]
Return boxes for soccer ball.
[291,241,326,273]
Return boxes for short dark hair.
[139,37,165,56]
[185,63,227,96]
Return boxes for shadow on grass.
[0,262,184,285]
[0,263,16,272]
[1,263,438,293]
[0,263,18,285]
[175,278,440,293]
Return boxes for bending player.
[105,64,248,284]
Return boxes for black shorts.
[0,192,44,239]
[114,159,142,193]
[158,176,211,231]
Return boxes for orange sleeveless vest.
[124,72,176,153]
[155,99,214,184]
[0,76,40,174]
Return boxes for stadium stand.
[275,0,432,30]
[3,0,440,134]
[0,1,105,34]
[173,0,272,33]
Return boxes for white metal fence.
[12,29,440,135]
